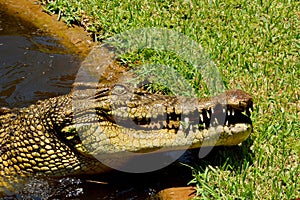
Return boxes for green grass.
[41,0,299,199]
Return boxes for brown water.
[0,5,196,200]
[0,5,80,108]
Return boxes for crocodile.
[0,79,253,193]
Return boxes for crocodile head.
[71,85,253,156]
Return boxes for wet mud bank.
[0,0,93,58]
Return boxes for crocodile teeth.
[214,118,219,125]
[227,110,230,115]
[184,117,189,124]
[211,108,214,114]
[156,122,162,129]
[223,108,226,113]
[179,124,183,130]
[225,120,229,126]
[207,111,210,119]
[246,108,251,116]
[232,110,235,115]
[200,114,204,122]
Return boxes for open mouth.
[100,101,253,133]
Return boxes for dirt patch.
[158,186,196,200]
[0,0,93,58]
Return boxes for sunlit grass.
[41,0,299,199]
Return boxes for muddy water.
[0,6,80,108]
[0,4,197,200]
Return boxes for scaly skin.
[0,85,253,193]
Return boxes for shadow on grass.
[188,137,255,172]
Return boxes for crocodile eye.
[112,84,128,95]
